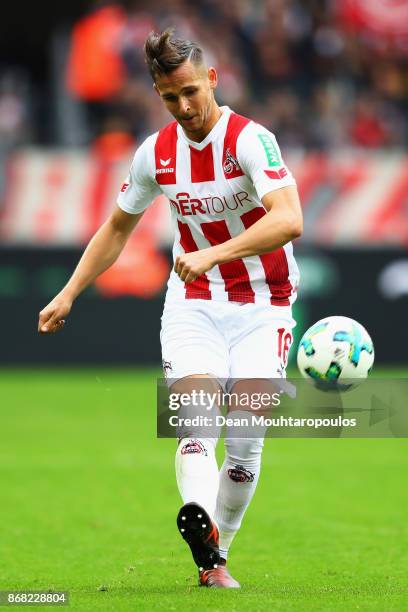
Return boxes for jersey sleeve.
[237,123,296,201]
[117,134,161,214]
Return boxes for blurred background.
[1,0,407,366]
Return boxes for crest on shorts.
[228,464,255,483]
[162,360,173,379]
[223,148,241,174]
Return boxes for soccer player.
[38,29,302,588]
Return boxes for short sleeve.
[117,134,161,214]
[237,124,296,201]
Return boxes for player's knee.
[175,399,222,442]
[224,436,264,470]
[224,409,266,469]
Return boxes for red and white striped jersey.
[117,106,299,306]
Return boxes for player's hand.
[174,248,218,283]
[38,294,73,334]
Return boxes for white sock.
[175,437,220,519]
[214,410,266,559]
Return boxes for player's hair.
[144,28,204,81]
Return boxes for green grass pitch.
[1,368,407,610]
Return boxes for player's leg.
[215,379,270,560]
[161,300,229,573]
[215,305,295,561]
[172,375,222,520]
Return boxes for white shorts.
[160,298,296,389]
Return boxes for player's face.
[154,61,219,142]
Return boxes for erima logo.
[156,168,175,174]
[264,168,287,180]
[157,156,174,175]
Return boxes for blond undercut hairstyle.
[144,28,204,81]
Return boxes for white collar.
[178,106,232,150]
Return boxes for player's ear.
[208,67,218,90]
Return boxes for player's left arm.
[175,186,302,283]
[214,184,302,258]
[175,125,302,283]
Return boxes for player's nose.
[179,97,191,116]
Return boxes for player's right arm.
[38,134,160,334]
[38,208,143,333]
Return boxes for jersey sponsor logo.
[181,439,208,456]
[120,182,129,192]
[264,168,287,180]
[160,157,171,166]
[169,191,252,216]
[228,464,255,483]
[223,148,241,174]
[258,133,281,167]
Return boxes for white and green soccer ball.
[297,316,374,390]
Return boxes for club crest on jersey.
[181,439,208,456]
[223,148,241,175]
[228,464,255,483]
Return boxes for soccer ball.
[297,316,374,390]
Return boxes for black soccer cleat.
[176,502,220,570]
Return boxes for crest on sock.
[181,439,208,456]
[228,464,255,483]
